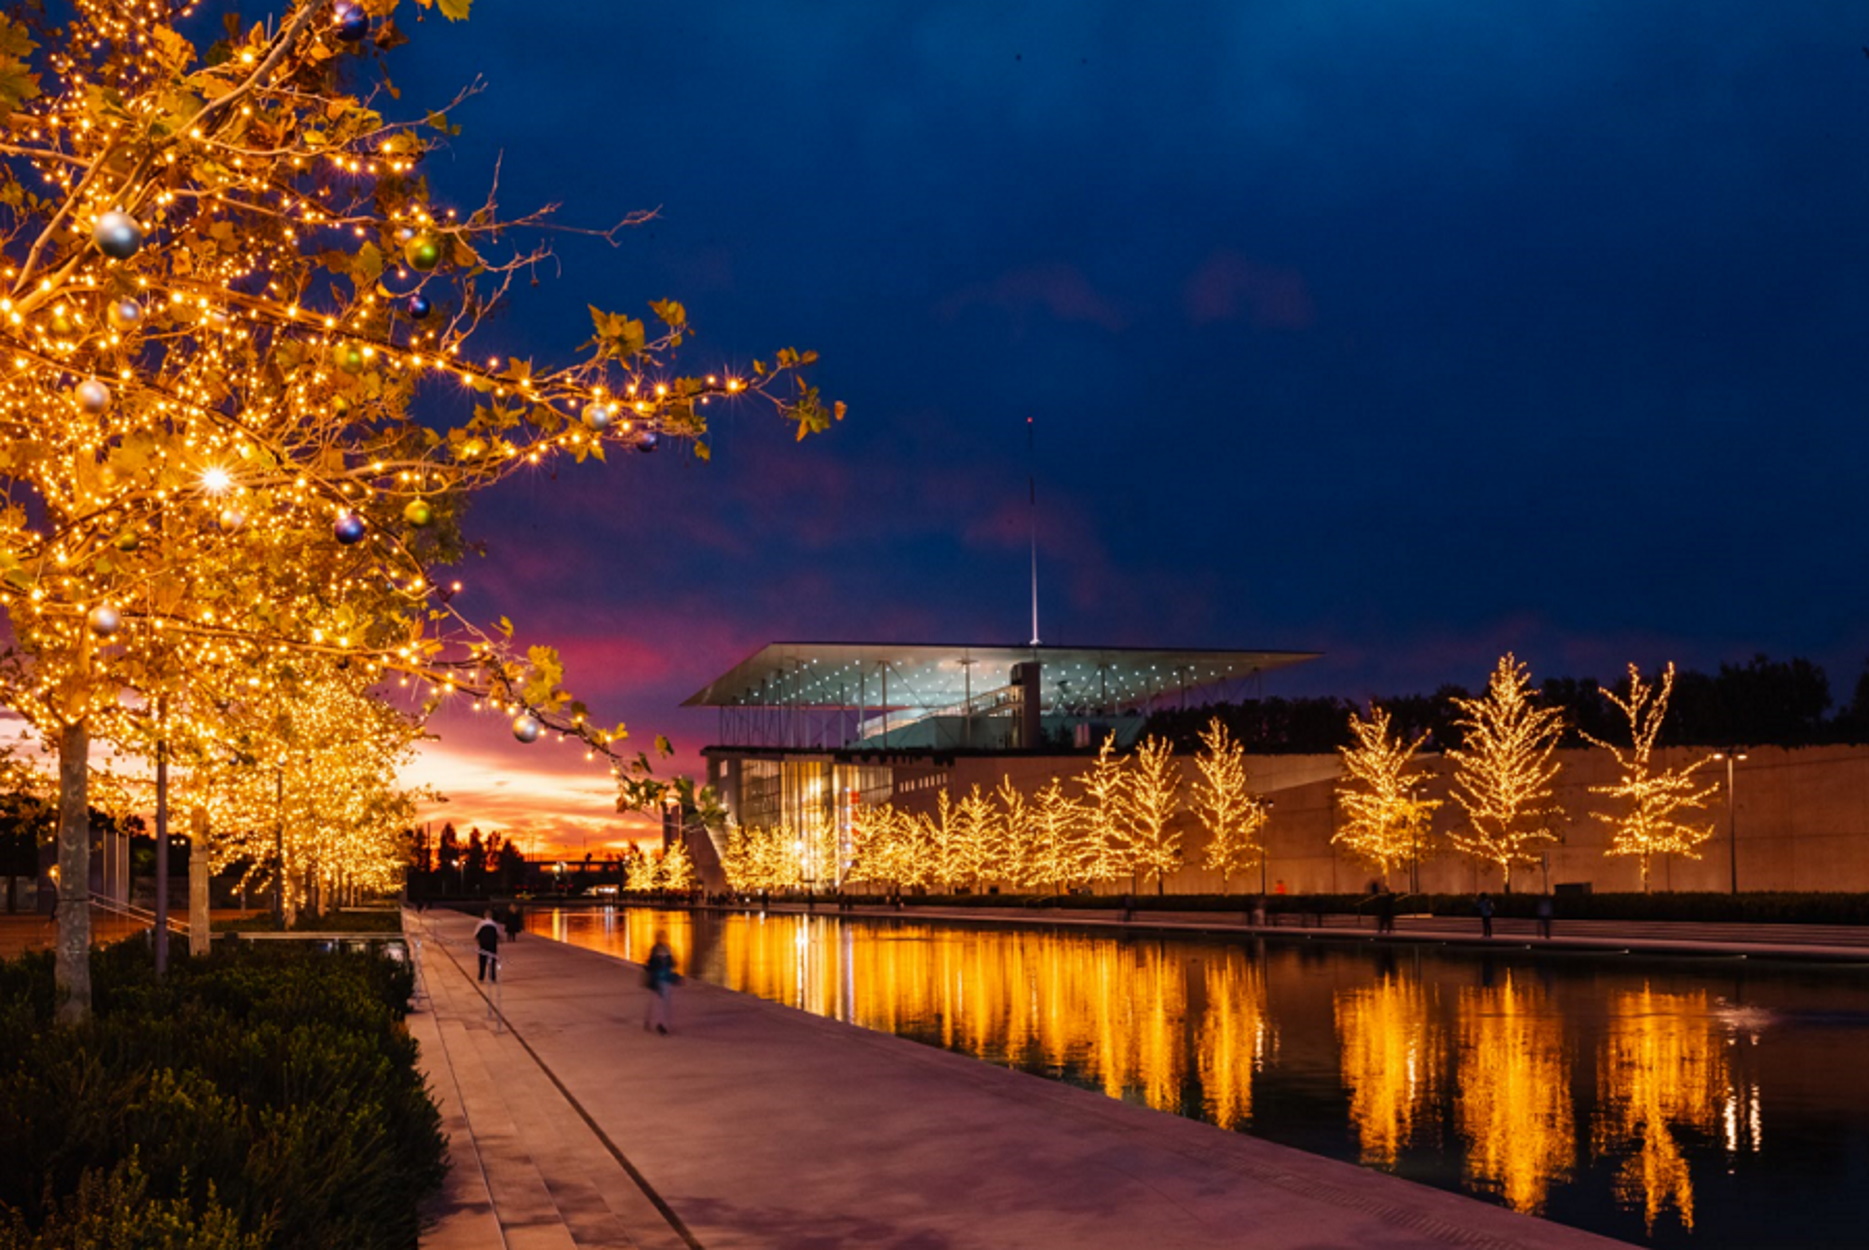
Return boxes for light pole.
[1713,750,1747,894]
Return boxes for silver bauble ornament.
[218,507,246,533]
[581,402,614,431]
[107,298,143,331]
[93,211,143,260]
[88,604,122,637]
[511,713,543,744]
[332,2,368,41]
[75,379,110,414]
[636,430,660,453]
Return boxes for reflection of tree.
[1593,986,1723,1233]
[1337,973,1443,1165]
[1457,973,1574,1214]
[1197,957,1273,1130]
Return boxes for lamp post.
[1712,750,1747,894]
[1258,799,1276,895]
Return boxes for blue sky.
[376,1,1869,840]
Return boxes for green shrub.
[0,943,444,1250]
[0,1157,262,1250]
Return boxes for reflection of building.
[686,640,1317,849]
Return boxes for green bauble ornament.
[404,235,443,271]
[115,531,140,552]
[333,342,365,374]
[403,499,435,527]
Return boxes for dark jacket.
[474,919,500,952]
[645,945,677,988]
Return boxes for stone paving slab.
[410,909,1634,1250]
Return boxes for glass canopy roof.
[682,642,1319,712]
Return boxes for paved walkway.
[408,908,1631,1250]
[716,901,1869,961]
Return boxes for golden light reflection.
[1592,986,1725,1232]
[1456,972,1574,1214]
[1337,973,1443,1165]
[571,908,1278,1120]
[1197,955,1272,1129]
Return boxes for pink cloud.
[1183,249,1316,330]
[938,263,1127,333]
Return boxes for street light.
[1712,750,1748,894]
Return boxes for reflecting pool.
[542,907,1869,1248]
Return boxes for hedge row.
[0,941,445,1249]
[790,890,1869,926]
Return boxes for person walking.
[1376,887,1397,935]
[643,933,680,1034]
[1535,892,1554,940]
[503,905,523,943]
[1476,891,1495,939]
[473,908,501,982]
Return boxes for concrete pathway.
[408,908,1632,1250]
[409,918,691,1250]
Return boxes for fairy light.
[1335,706,1439,879]
[1584,663,1720,889]
[0,0,833,998]
[1447,654,1567,888]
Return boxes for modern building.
[682,641,1318,881]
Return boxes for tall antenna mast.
[1028,416,1040,646]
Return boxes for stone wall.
[920,744,1869,894]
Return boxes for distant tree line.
[1144,654,1858,753]
[406,822,529,897]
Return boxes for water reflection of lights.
[1457,973,1574,1216]
[537,908,1863,1250]
[1337,974,1442,1165]
[1593,987,1724,1232]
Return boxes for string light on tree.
[1335,705,1442,884]
[1447,654,1567,890]
[1584,663,1719,891]
[0,0,836,1022]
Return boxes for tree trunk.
[54,719,92,1024]
[153,715,169,977]
[188,807,211,958]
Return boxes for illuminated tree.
[1447,654,1567,890]
[1076,733,1129,886]
[1584,664,1718,891]
[1116,734,1182,892]
[996,777,1037,889]
[1334,705,1441,884]
[0,1,831,1017]
[1027,776,1088,893]
[847,801,922,891]
[655,838,694,891]
[185,660,425,922]
[1193,716,1266,891]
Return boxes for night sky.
[382,1,1869,848]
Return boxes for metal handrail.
[89,892,189,934]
